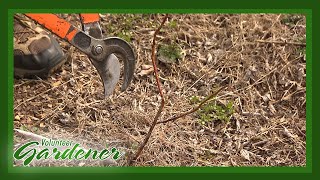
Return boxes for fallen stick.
[256,39,306,47]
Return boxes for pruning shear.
[25,13,136,97]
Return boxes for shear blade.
[103,37,136,92]
[91,54,120,97]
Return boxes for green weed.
[117,30,132,42]
[157,43,182,63]
[168,20,178,29]
[281,15,304,26]
[190,98,235,125]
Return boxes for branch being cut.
[128,14,168,166]
[128,14,227,166]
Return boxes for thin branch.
[256,39,306,47]
[128,14,168,166]
[157,86,227,124]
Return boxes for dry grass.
[14,13,306,166]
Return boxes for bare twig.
[15,129,50,141]
[256,39,306,47]
[157,86,227,124]
[128,14,169,166]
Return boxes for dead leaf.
[141,64,152,70]
[282,127,298,139]
[52,81,61,87]
[206,53,213,63]
[262,93,271,102]
[78,162,86,166]
[240,149,250,161]
[138,65,154,76]
[40,122,46,128]
[14,115,20,121]
[26,117,33,124]
[236,119,241,131]
[268,102,276,114]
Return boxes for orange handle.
[80,14,100,24]
[25,13,79,42]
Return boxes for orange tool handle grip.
[80,13,100,24]
[25,13,79,42]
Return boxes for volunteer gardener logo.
[14,139,124,166]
